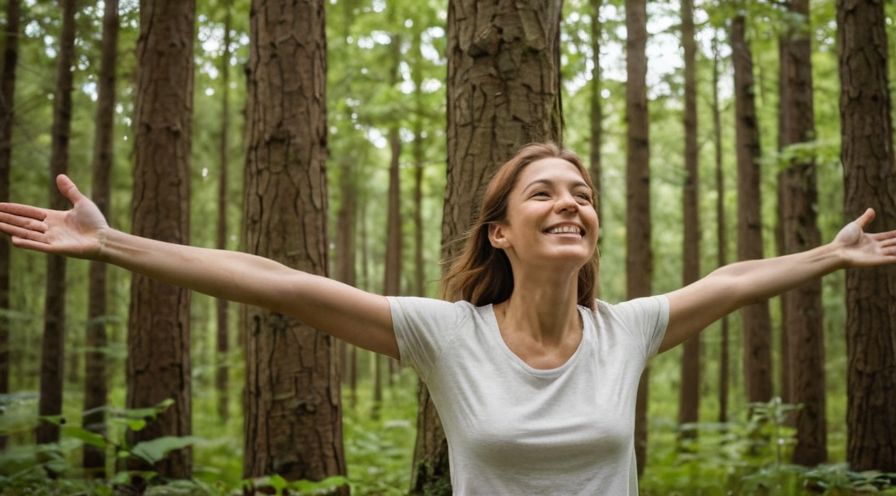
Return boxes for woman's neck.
[497,268,581,346]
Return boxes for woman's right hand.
[0,174,109,260]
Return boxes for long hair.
[441,142,599,309]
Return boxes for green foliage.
[642,399,896,495]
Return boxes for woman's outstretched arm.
[0,174,399,358]
[660,209,896,353]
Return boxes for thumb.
[853,208,875,229]
[56,174,85,206]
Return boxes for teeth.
[548,225,581,234]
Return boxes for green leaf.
[129,436,204,465]
[61,425,108,449]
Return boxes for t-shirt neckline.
[484,304,592,378]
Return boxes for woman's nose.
[555,192,579,213]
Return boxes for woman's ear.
[489,223,509,249]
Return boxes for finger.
[854,208,876,229]
[0,202,49,221]
[56,174,86,206]
[0,211,48,232]
[1,221,49,245]
[10,235,53,252]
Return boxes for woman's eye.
[532,191,550,198]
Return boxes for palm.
[833,209,896,268]
[0,175,108,259]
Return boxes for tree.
[779,0,826,465]
[83,0,118,475]
[127,0,195,478]
[412,0,564,492]
[37,0,77,447]
[215,0,232,424]
[678,0,700,439]
[589,0,604,233]
[625,0,652,476]
[0,0,21,452]
[242,0,346,486]
[711,30,730,424]
[837,0,896,472]
[731,13,773,404]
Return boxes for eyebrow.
[523,178,591,193]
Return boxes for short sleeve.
[609,295,669,360]
[387,296,468,381]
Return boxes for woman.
[1,142,894,494]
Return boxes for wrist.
[95,227,112,263]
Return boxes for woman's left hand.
[833,208,896,268]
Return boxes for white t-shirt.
[388,295,669,496]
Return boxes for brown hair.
[441,142,599,309]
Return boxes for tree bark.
[711,31,730,424]
[625,0,652,476]
[127,0,195,479]
[779,0,827,466]
[837,0,896,472]
[678,0,700,439]
[411,0,564,492]
[83,0,118,476]
[37,0,77,447]
[0,0,21,453]
[215,0,232,424]
[589,0,603,233]
[242,0,346,485]
[731,14,773,404]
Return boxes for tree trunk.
[242,0,346,486]
[731,14,773,404]
[412,26,426,298]
[83,0,118,476]
[625,0,652,476]
[711,31,730,424]
[589,0,603,234]
[677,0,700,441]
[837,0,896,472]
[37,0,77,447]
[0,0,21,453]
[779,0,827,466]
[215,0,232,424]
[127,0,194,480]
[411,1,564,493]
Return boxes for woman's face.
[489,157,599,271]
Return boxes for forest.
[0,0,895,494]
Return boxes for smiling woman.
[0,142,895,495]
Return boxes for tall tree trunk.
[37,0,77,447]
[625,0,653,477]
[83,0,118,476]
[411,1,564,493]
[837,0,896,472]
[0,0,21,453]
[242,0,346,486]
[731,14,773,404]
[678,0,700,441]
[412,26,425,298]
[215,0,232,424]
[589,0,603,233]
[127,0,195,480]
[711,31,730,424]
[780,0,826,466]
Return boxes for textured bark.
[837,0,896,472]
[625,0,652,476]
[37,0,77,447]
[731,14,773,404]
[412,25,425,297]
[779,0,826,466]
[677,0,700,437]
[589,0,603,232]
[215,1,232,424]
[0,0,21,453]
[711,32,730,424]
[83,0,118,475]
[242,0,346,484]
[127,0,194,479]
[411,0,564,492]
